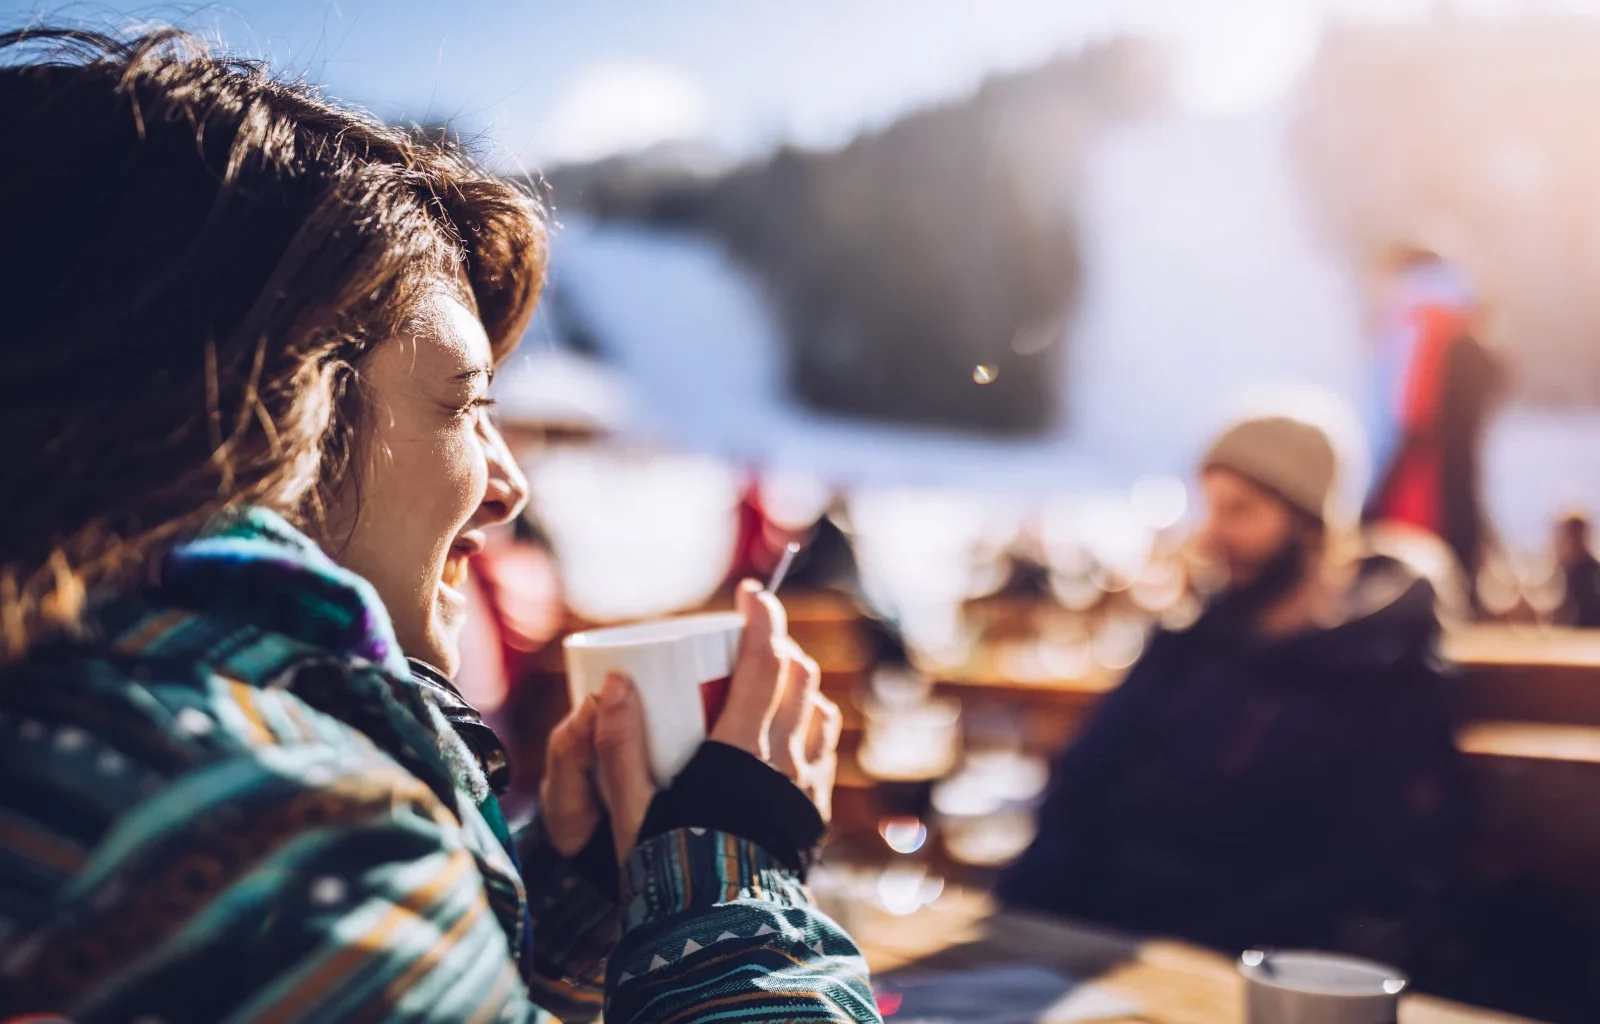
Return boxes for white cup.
[1240,950,1407,1024]
[563,612,743,784]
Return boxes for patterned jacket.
[0,508,881,1024]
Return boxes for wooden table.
[847,886,1539,1024]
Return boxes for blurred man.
[1364,250,1502,597]
[1000,415,1463,960]
[1555,512,1600,628]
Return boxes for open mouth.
[438,531,485,604]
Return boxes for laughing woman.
[0,27,876,1024]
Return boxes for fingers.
[768,639,821,780]
[710,580,790,758]
[593,673,658,862]
[540,696,601,857]
[806,692,842,765]
[700,587,839,824]
[737,576,789,643]
[803,693,842,824]
[547,692,598,770]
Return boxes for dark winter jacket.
[998,557,1465,954]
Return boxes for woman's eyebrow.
[450,366,494,384]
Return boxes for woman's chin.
[419,593,466,675]
[410,635,460,677]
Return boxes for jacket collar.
[135,506,410,677]
[90,506,471,814]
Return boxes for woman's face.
[330,279,529,676]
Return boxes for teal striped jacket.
[0,509,882,1024]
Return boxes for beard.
[1213,531,1313,625]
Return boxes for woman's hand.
[540,694,599,857]
[540,674,657,862]
[542,579,842,863]
[711,581,842,823]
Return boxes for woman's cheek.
[442,423,489,515]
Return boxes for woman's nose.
[478,419,530,526]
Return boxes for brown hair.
[0,26,546,659]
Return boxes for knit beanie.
[1202,415,1338,523]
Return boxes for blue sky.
[0,0,1485,172]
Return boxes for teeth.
[442,557,468,590]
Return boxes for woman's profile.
[0,26,874,1024]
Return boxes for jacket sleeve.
[995,639,1164,914]
[514,817,621,1022]
[1334,662,1466,916]
[604,828,882,1024]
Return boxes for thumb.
[593,673,657,862]
[540,696,601,857]
[713,580,788,757]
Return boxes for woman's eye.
[458,397,497,418]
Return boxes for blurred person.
[454,515,569,812]
[1363,249,1503,599]
[731,476,792,582]
[0,27,875,1024]
[999,415,1464,959]
[731,475,860,595]
[1554,512,1600,628]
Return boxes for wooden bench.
[1447,626,1600,726]
[1456,719,1600,907]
